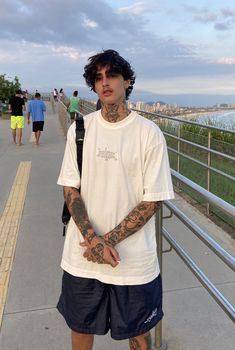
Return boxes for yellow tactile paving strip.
[0,161,31,327]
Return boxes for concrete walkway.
[0,102,234,350]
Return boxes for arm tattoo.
[106,201,161,246]
[63,187,96,243]
[129,333,152,349]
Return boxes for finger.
[104,252,119,267]
[83,251,89,258]
[80,241,88,247]
[109,259,119,268]
[110,247,120,262]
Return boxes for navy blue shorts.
[57,271,163,340]
[32,121,44,132]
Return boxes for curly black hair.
[83,49,135,100]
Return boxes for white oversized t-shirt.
[58,110,174,285]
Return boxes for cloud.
[194,13,218,23]
[52,46,95,61]
[183,5,218,23]
[183,4,235,31]
[1,0,234,104]
[115,0,158,15]
[116,2,147,15]
[0,0,196,71]
[83,17,98,29]
[215,57,235,65]
[136,73,235,95]
[221,8,235,17]
[214,21,233,31]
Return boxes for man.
[57,49,174,350]
[9,89,26,145]
[67,90,80,123]
[53,88,58,101]
[27,92,46,145]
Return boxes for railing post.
[176,123,181,189]
[206,129,211,215]
[154,205,167,350]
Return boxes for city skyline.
[1,0,235,106]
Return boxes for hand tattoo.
[91,243,104,263]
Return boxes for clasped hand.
[80,235,120,268]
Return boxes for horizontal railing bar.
[162,228,235,323]
[168,147,235,182]
[132,108,235,135]
[171,170,235,219]
[164,201,235,271]
[164,132,235,162]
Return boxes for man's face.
[94,65,130,105]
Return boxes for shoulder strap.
[75,116,85,178]
[61,116,85,235]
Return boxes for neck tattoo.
[104,104,119,122]
[103,101,131,123]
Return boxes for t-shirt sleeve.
[57,125,81,189]
[143,130,174,202]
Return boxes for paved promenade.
[0,102,234,350]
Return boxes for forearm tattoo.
[63,187,96,243]
[129,333,152,349]
[106,201,161,246]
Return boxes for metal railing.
[154,171,235,349]
[131,109,235,226]
[55,98,235,349]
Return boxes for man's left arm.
[104,201,161,247]
[81,201,161,259]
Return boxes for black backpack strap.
[61,117,85,235]
[75,116,85,179]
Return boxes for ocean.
[194,111,235,130]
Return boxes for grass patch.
[153,116,235,231]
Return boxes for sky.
[1,0,235,106]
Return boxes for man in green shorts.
[9,89,26,146]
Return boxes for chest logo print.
[97,147,118,161]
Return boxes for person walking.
[59,88,64,101]
[27,92,46,145]
[67,90,80,123]
[57,49,174,350]
[53,88,58,101]
[8,89,26,145]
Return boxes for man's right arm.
[63,186,120,267]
